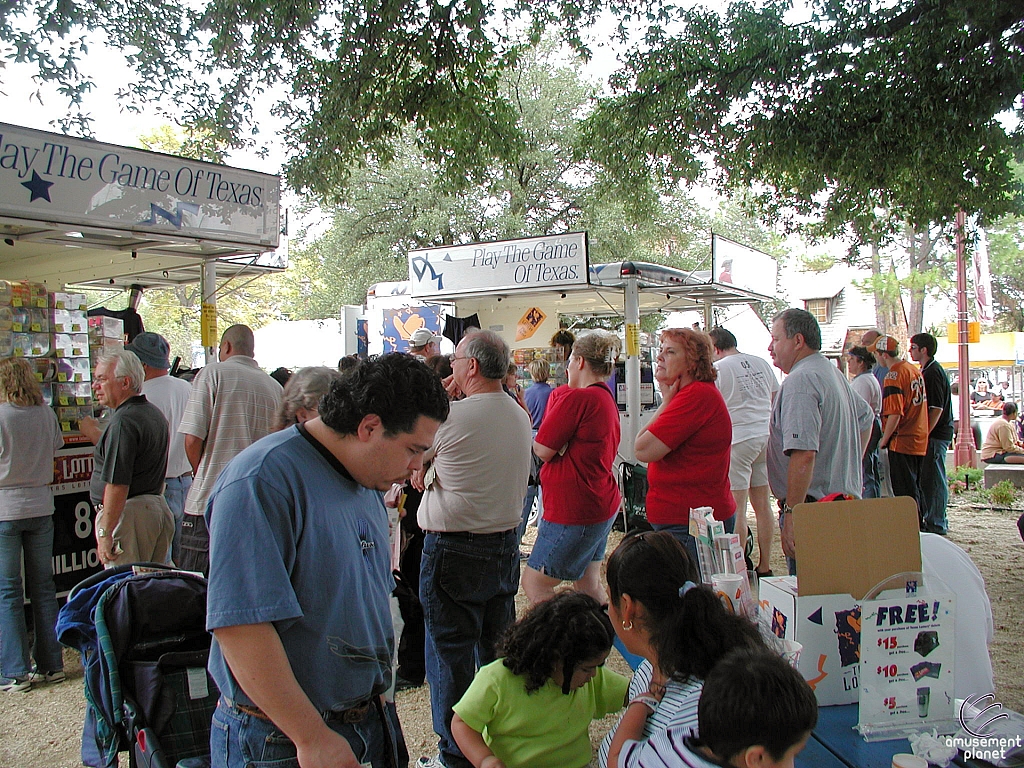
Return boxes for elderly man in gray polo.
[90,349,174,567]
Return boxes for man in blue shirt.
[205,354,450,768]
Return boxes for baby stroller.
[57,563,218,768]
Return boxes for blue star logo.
[21,171,54,203]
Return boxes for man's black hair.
[698,648,818,762]
[318,353,449,436]
[910,332,938,358]
[708,327,738,352]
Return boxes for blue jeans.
[652,515,734,577]
[862,419,882,499]
[420,530,519,768]
[919,437,950,534]
[0,516,63,678]
[210,696,401,768]
[163,474,192,564]
[650,524,698,566]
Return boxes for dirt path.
[2,500,1020,767]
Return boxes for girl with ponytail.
[599,531,765,768]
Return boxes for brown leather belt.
[231,698,373,724]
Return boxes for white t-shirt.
[142,373,193,478]
[418,392,532,533]
[851,371,882,416]
[714,352,779,444]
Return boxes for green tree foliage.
[584,0,1024,240]
[987,215,1024,332]
[282,45,752,317]
[0,0,662,197]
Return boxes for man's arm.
[927,406,942,433]
[878,414,900,450]
[184,434,204,475]
[96,483,130,565]
[79,416,104,445]
[781,449,816,561]
[214,623,362,768]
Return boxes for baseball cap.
[126,332,171,369]
[868,335,899,355]
[409,328,441,347]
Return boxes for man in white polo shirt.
[125,332,194,564]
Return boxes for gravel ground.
[2,499,1021,767]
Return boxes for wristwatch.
[96,527,110,538]
[781,503,794,516]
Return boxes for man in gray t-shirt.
[767,310,873,573]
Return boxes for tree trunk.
[871,242,885,331]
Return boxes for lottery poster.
[859,589,957,739]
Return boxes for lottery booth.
[363,231,778,465]
[0,121,284,594]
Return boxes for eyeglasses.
[452,355,470,363]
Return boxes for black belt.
[424,528,516,540]
[228,697,374,724]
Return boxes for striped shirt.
[598,660,702,768]
[179,355,282,517]
[621,731,718,768]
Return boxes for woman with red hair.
[634,328,735,564]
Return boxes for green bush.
[988,480,1019,507]
[949,465,984,489]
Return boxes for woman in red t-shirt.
[524,331,622,604]
[634,328,734,565]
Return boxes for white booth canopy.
[0,122,284,290]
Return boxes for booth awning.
[0,216,285,290]
[421,261,774,318]
[0,122,285,291]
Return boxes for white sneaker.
[0,676,32,693]
[416,756,445,768]
[28,669,66,684]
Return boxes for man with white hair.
[90,350,174,567]
[415,329,532,768]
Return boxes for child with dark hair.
[619,648,818,767]
[451,592,629,768]
[600,532,765,768]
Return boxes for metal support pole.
[201,259,219,367]
[954,210,977,469]
[622,263,641,464]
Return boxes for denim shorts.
[527,516,615,581]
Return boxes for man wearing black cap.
[126,332,194,563]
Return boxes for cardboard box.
[760,497,921,706]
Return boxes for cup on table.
[891,754,927,768]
